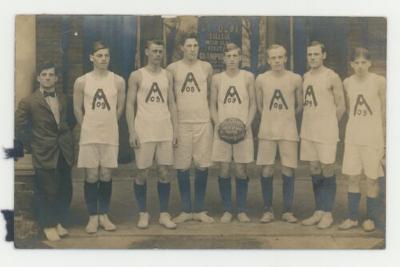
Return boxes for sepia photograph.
[12,14,387,249]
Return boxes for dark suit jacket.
[15,89,74,169]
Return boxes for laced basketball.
[218,117,246,144]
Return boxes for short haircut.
[145,39,164,49]
[91,40,109,54]
[308,41,326,54]
[224,42,242,55]
[351,47,371,61]
[37,61,58,76]
[266,44,287,57]
[179,32,199,46]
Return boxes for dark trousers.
[33,153,72,228]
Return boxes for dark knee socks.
[311,175,324,210]
[158,182,171,213]
[194,168,208,212]
[177,170,192,213]
[218,176,232,212]
[84,181,99,215]
[322,176,336,212]
[348,192,361,220]
[98,180,112,214]
[236,177,249,213]
[261,176,273,212]
[367,196,379,222]
[282,175,295,213]
[134,182,147,212]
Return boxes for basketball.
[218,117,246,144]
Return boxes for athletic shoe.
[237,212,251,223]
[85,215,99,234]
[137,212,150,229]
[44,227,60,241]
[99,214,117,231]
[302,210,324,226]
[220,212,233,223]
[260,212,274,223]
[172,212,193,223]
[362,219,376,232]
[282,212,298,223]
[56,223,69,237]
[193,211,215,223]
[338,219,358,230]
[317,212,334,229]
[159,212,177,229]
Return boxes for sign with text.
[198,17,242,72]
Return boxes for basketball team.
[15,32,386,241]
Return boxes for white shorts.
[256,140,298,168]
[77,143,118,168]
[300,139,337,164]
[212,129,254,163]
[134,141,173,170]
[342,144,384,179]
[174,122,213,170]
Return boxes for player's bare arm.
[343,78,350,115]
[331,73,346,122]
[378,76,386,143]
[255,75,264,114]
[294,74,303,114]
[210,73,220,127]
[73,76,85,125]
[167,71,179,147]
[116,75,126,120]
[204,62,214,104]
[246,72,256,129]
[126,71,141,148]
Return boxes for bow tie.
[43,91,56,98]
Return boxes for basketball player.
[126,40,178,229]
[338,47,385,232]
[255,44,303,223]
[300,41,345,229]
[167,33,214,223]
[210,43,256,223]
[73,41,126,233]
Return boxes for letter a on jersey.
[269,89,288,110]
[304,85,318,107]
[223,86,242,104]
[353,94,373,116]
[91,88,111,110]
[180,72,201,93]
[145,82,165,103]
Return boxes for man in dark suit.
[15,62,74,241]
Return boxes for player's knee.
[321,164,335,177]
[99,167,112,182]
[348,175,361,193]
[219,163,230,178]
[261,165,274,177]
[158,166,171,183]
[85,168,99,183]
[235,164,247,179]
[281,166,294,177]
[366,177,379,198]
[309,162,321,175]
[196,166,207,172]
[135,169,148,185]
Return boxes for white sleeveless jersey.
[217,70,250,124]
[171,60,210,123]
[344,73,385,148]
[134,67,173,143]
[80,71,119,145]
[257,70,300,141]
[300,68,340,144]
